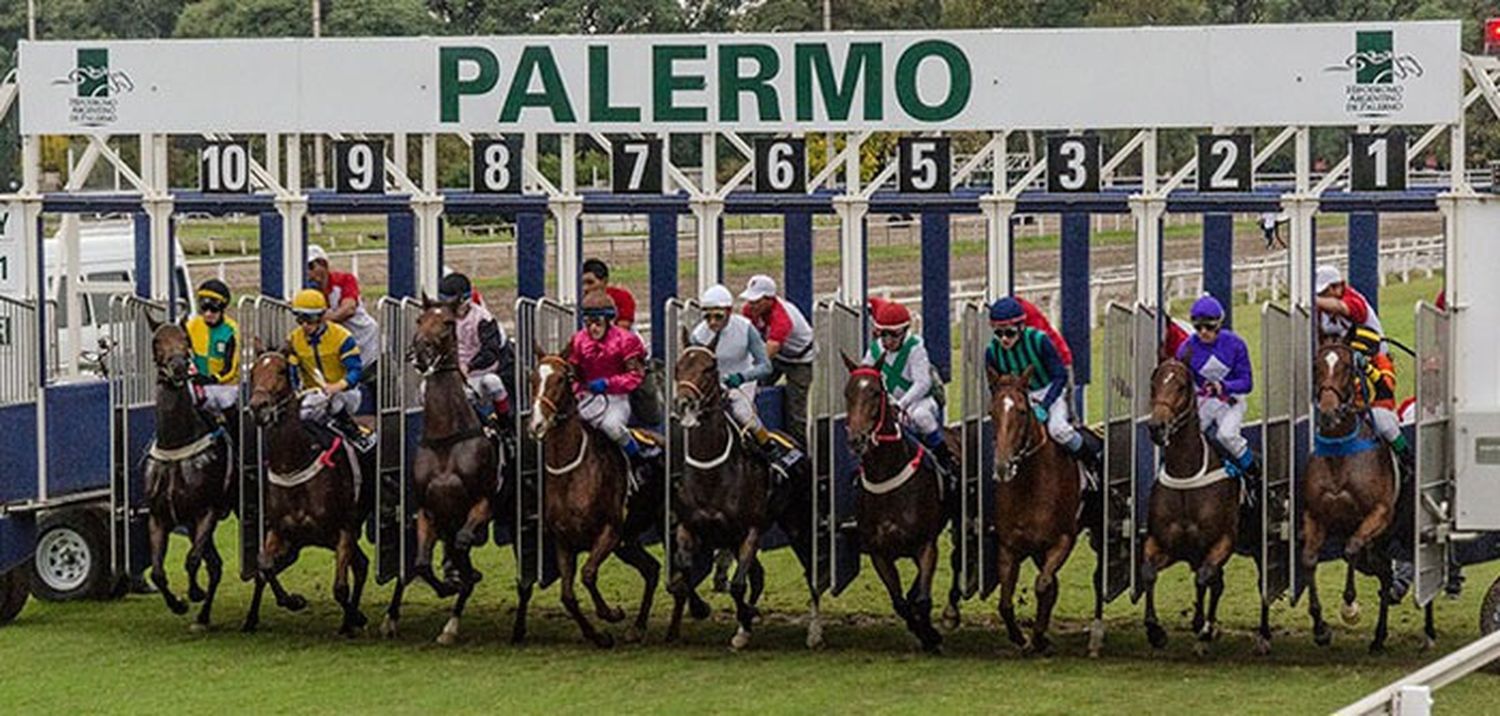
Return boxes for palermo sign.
[17,22,1461,135]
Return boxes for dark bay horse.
[381,299,499,645]
[1304,339,1434,652]
[141,321,235,630]
[1140,358,1270,655]
[519,349,661,648]
[667,340,822,650]
[242,351,373,636]
[841,357,945,653]
[988,367,1082,655]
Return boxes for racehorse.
[140,320,235,630]
[840,356,946,653]
[381,298,499,645]
[666,337,823,651]
[517,347,661,648]
[1139,357,1272,655]
[987,366,1082,655]
[1303,338,1435,653]
[242,351,373,636]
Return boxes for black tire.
[0,564,29,625]
[1484,575,1500,674]
[30,510,112,601]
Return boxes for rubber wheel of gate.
[0,565,30,625]
[1483,574,1500,674]
[30,510,111,602]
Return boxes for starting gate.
[235,295,297,581]
[1414,302,1454,606]
[661,298,700,577]
[1259,303,1297,603]
[811,298,863,596]
[106,295,166,583]
[957,301,996,599]
[1100,302,1143,603]
[510,297,575,589]
[374,297,423,585]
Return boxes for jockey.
[566,290,657,476]
[1314,265,1414,477]
[1176,295,1260,484]
[186,279,240,416]
[985,297,1102,474]
[307,244,381,376]
[741,274,816,447]
[690,284,803,470]
[287,288,368,448]
[859,299,959,483]
[438,272,511,425]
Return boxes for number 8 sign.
[472,137,524,194]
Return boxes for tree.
[175,0,312,38]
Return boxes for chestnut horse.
[841,357,946,653]
[381,299,499,645]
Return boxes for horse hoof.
[280,594,308,612]
[941,605,961,632]
[599,606,626,624]
[510,628,527,646]
[1087,619,1106,657]
[1422,635,1437,652]
[436,631,458,646]
[1194,641,1210,658]
[1146,623,1169,650]
[664,628,680,644]
[922,640,944,656]
[381,617,398,639]
[1027,636,1054,657]
[1341,601,1362,626]
[623,625,644,644]
[688,598,712,621]
[1314,627,1333,648]
[730,628,751,651]
[168,600,190,616]
[593,632,616,650]
[1254,635,1273,657]
[188,621,209,634]
[240,620,258,634]
[806,624,825,650]
[1368,641,1387,656]
[189,586,207,603]
[1198,623,1221,643]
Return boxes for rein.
[994,388,1046,483]
[849,367,904,446]
[1151,367,1197,448]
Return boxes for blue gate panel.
[648,212,678,359]
[1202,213,1235,328]
[921,211,952,381]
[1347,212,1380,312]
[783,212,814,319]
[755,386,785,434]
[387,212,416,300]
[516,212,547,300]
[43,382,112,497]
[258,213,285,298]
[1060,212,1091,386]
[0,404,38,504]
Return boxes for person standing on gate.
[581,258,637,332]
[691,284,804,471]
[1176,296,1260,490]
[860,299,959,488]
[438,272,512,428]
[566,290,658,479]
[307,244,381,383]
[739,274,816,447]
[287,288,369,449]
[186,279,241,418]
[985,297,1102,474]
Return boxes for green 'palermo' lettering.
[439,46,499,123]
[794,43,882,122]
[588,46,640,122]
[653,45,707,122]
[718,44,780,122]
[500,46,576,123]
[894,40,970,122]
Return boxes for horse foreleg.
[1346,502,1393,559]
[413,510,455,598]
[1300,515,1328,570]
[943,542,963,631]
[383,579,407,639]
[664,526,696,644]
[614,541,660,643]
[148,514,187,616]
[193,529,224,632]
[437,543,472,646]
[996,545,1024,649]
[1307,565,1331,647]
[333,529,359,637]
[911,540,943,654]
[511,581,532,645]
[258,531,306,612]
[184,511,217,608]
[1088,547,1106,658]
[1341,562,1362,625]
[747,559,765,607]
[1196,568,1226,656]
[728,527,763,651]
[870,553,914,643]
[557,546,610,649]
[1422,602,1437,650]
[582,524,625,624]
[1030,533,1074,656]
[1141,540,1169,650]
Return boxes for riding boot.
[622,437,660,493]
[1390,434,1418,486]
[331,412,373,453]
[923,432,961,503]
[1229,450,1261,508]
[753,426,804,477]
[1071,430,1104,479]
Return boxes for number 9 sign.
[334,140,385,195]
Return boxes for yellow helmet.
[291,288,328,315]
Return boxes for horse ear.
[986,364,1002,393]
[841,351,857,374]
[533,340,547,362]
[420,291,432,309]
[706,326,722,352]
[558,340,572,361]
[145,312,163,334]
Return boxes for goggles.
[703,309,730,322]
[993,326,1022,340]
[198,299,226,314]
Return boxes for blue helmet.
[1190,295,1225,322]
[988,297,1025,324]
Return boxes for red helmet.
[867,296,888,317]
[873,301,911,331]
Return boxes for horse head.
[842,352,889,457]
[409,296,459,375]
[248,349,295,427]
[1146,359,1195,447]
[672,343,721,429]
[1314,339,1358,433]
[989,365,1041,481]
[150,321,196,387]
[529,352,575,440]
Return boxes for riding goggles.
[874,328,906,339]
[703,309,730,322]
[294,312,323,325]
[198,299,227,314]
[582,314,610,326]
[993,326,1022,340]
[1193,320,1221,333]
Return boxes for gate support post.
[273,197,308,299]
[648,211,678,358]
[411,196,444,299]
[691,197,725,296]
[550,195,583,305]
[1284,195,1318,310]
[1202,213,1235,327]
[1347,211,1380,312]
[921,211,952,381]
[980,194,1016,302]
[783,211,814,318]
[832,195,868,307]
[1130,196,1167,309]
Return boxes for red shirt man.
[581,258,636,330]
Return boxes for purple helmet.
[1190,295,1225,322]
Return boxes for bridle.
[531,356,575,436]
[993,382,1045,482]
[249,353,306,426]
[1316,344,1359,424]
[846,367,903,453]
[1149,362,1196,447]
[673,346,723,421]
[408,313,460,377]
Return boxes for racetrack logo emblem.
[1324,30,1422,119]
[51,48,134,127]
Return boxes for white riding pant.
[1028,387,1077,447]
[1370,405,1401,444]
[467,372,508,403]
[197,384,239,413]
[1197,395,1249,458]
[726,381,762,433]
[300,388,361,422]
[577,393,633,447]
[899,396,942,437]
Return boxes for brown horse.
[518,349,661,648]
[242,351,372,636]
[988,366,1081,655]
[1304,339,1434,652]
[141,321,235,630]
[1139,358,1268,655]
[840,358,946,652]
[381,299,499,645]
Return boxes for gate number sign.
[754,138,807,194]
[471,137,524,194]
[610,138,665,195]
[1350,132,1408,192]
[897,137,951,194]
[1046,136,1101,194]
[334,140,386,194]
[199,141,253,194]
[1196,134,1253,192]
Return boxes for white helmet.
[1315,265,1343,295]
[700,284,734,309]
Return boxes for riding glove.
[587,378,609,394]
[1032,404,1048,422]
[724,373,745,389]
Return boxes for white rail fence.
[1335,629,1500,716]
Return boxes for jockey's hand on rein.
[724,373,745,389]
[587,379,609,394]
[1032,404,1048,422]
